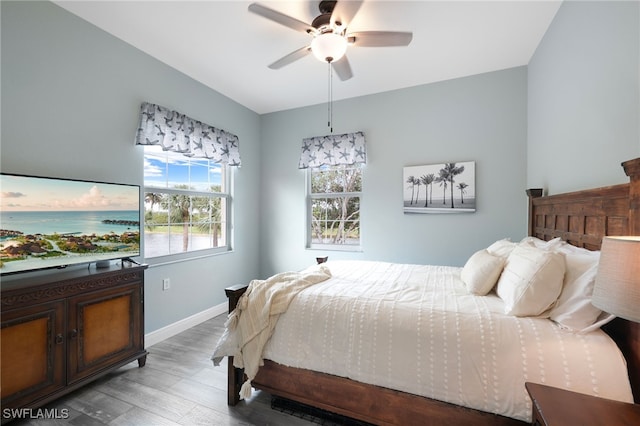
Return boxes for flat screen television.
[0,173,141,275]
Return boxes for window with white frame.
[143,145,230,259]
[308,164,362,249]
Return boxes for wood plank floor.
[9,315,328,426]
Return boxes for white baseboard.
[145,302,227,347]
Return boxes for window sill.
[307,245,362,253]
[144,248,233,268]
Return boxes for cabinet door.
[1,301,65,408]
[67,282,143,383]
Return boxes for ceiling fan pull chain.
[329,60,334,133]
[327,60,332,133]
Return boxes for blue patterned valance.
[298,131,366,169]
[135,102,241,167]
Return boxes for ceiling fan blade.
[348,31,413,47]
[268,46,312,70]
[332,55,353,81]
[330,0,363,28]
[248,3,314,34]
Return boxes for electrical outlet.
[162,278,170,291]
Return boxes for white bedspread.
[261,260,633,422]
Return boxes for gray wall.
[259,67,528,275]
[1,1,262,333]
[3,1,639,333]
[528,0,640,194]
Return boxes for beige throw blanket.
[211,264,331,399]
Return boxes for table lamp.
[592,236,640,322]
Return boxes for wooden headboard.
[526,157,640,403]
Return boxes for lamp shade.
[592,236,640,322]
[311,32,348,63]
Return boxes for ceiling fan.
[248,0,413,81]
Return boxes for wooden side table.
[525,382,640,425]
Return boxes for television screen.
[0,173,141,275]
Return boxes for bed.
[216,157,640,425]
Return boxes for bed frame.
[225,157,640,425]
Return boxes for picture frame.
[403,161,476,213]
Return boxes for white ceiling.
[54,0,562,114]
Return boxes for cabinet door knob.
[70,329,78,339]
[55,333,64,344]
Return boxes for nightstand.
[525,382,640,425]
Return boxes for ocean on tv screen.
[0,210,140,274]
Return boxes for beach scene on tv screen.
[0,175,140,274]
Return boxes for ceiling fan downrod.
[313,0,339,29]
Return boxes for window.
[143,145,230,259]
[308,164,362,249]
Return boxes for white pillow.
[486,238,517,259]
[496,245,565,317]
[549,244,609,332]
[461,249,505,295]
[519,236,564,251]
[577,311,615,334]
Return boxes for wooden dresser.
[0,263,147,423]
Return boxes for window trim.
[142,150,233,263]
[306,165,363,252]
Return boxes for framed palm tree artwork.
[403,161,476,213]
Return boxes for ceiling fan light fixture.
[311,32,347,63]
